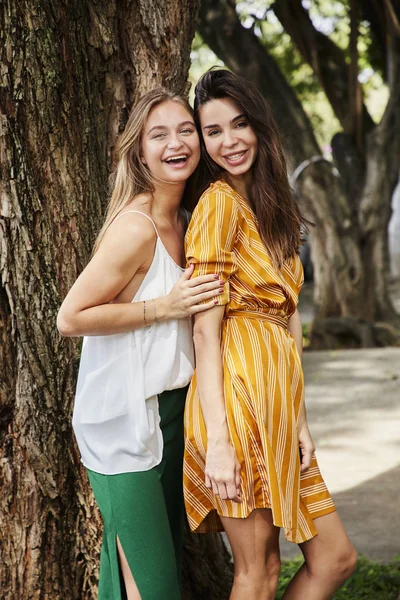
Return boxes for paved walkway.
[280,346,400,562]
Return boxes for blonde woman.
[57,89,222,600]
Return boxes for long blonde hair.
[94,88,193,252]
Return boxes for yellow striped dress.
[184,180,336,544]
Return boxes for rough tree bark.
[197,0,400,346]
[0,1,232,598]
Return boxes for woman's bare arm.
[288,308,302,360]
[193,307,241,502]
[288,309,305,431]
[57,215,222,337]
[288,308,315,471]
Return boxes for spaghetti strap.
[108,211,159,236]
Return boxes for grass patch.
[276,556,400,599]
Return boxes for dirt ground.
[279,280,400,562]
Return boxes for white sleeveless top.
[72,211,194,475]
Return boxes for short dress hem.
[186,490,337,543]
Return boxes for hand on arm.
[193,308,241,502]
[164,266,225,319]
[57,215,222,337]
[288,308,315,472]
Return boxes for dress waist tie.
[226,309,288,330]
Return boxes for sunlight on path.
[304,347,400,493]
[280,347,400,561]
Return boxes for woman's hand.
[298,422,315,473]
[163,264,224,319]
[205,440,242,502]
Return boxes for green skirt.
[87,386,187,600]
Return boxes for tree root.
[309,316,400,350]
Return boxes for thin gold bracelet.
[143,300,147,326]
[152,298,158,323]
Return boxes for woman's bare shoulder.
[100,207,157,259]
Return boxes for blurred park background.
[0,1,399,598]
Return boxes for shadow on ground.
[280,464,400,562]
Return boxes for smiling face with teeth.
[199,97,258,197]
[140,100,200,186]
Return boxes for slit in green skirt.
[87,386,187,600]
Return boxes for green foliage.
[192,0,389,146]
[189,32,224,104]
[304,0,388,123]
[276,556,400,599]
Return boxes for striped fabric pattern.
[184,180,335,544]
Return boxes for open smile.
[223,150,248,165]
[163,154,190,168]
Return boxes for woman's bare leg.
[282,511,357,600]
[116,535,141,600]
[220,509,281,600]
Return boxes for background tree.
[0,1,232,597]
[196,0,400,348]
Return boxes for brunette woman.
[184,69,357,600]
[57,89,223,600]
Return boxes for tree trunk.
[294,161,365,318]
[182,531,233,600]
[197,0,399,345]
[0,1,232,597]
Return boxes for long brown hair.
[194,68,306,268]
[94,88,193,252]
